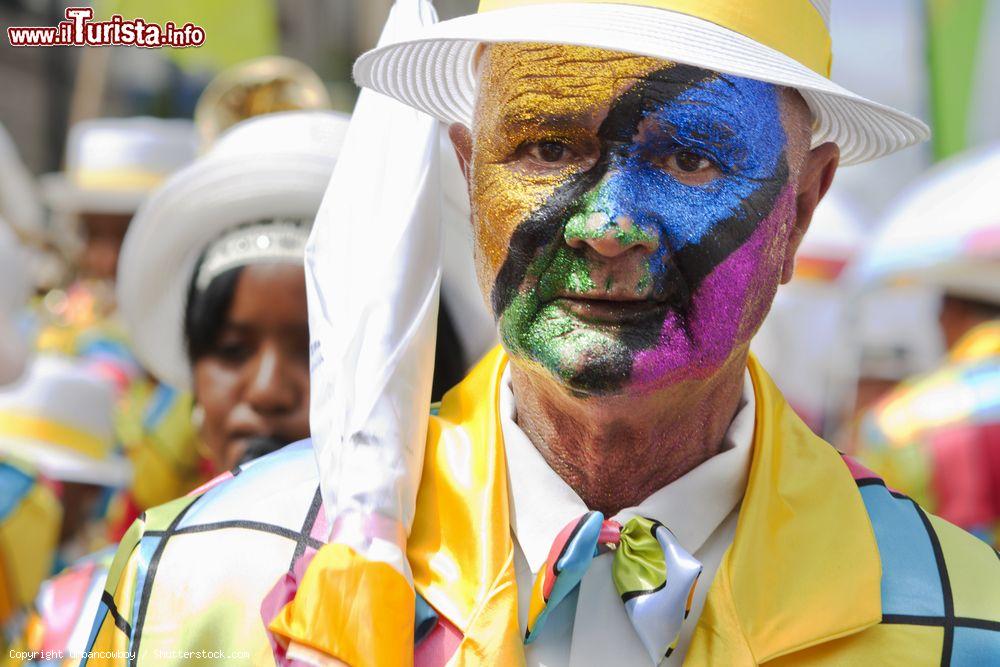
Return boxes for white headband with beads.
[195,218,311,291]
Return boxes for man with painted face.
[461,52,817,508]
[265,1,999,665]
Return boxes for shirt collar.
[502,368,755,574]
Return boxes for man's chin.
[519,335,636,396]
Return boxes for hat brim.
[40,173,150,215]
[0,436,131,487]
[353,3,929,165]
[116,152,333,391]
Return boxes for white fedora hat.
[117,111,350,390]
[852,142,1000,304]
[42,117,197,215]
[0,355,129,487]
[353,0,929,166]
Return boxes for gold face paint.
[470,44,667,289]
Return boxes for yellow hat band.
[72,168,167,192]
[0,411,108,461]
[477,0,832,77]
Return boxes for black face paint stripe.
[597,63,714,143]
[670,155,789,290]
[490,64,716,318]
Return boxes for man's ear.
[781,141,840,284]
[448,123,473,185]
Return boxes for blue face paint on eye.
[585,76,786,252]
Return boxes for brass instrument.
[194,56,332,147]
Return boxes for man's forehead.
[474,43,770,131]
[477,44,666,121]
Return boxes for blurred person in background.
[101,57,340,540]
[0,222,40,660]
[833,284,942,450]
[37,119,195,356]
[0,356,126,652]
[23,58,359,663]
[40,118,197,287]
[854,144,1000,547]
[0,460,58,663]
[35,117,202,543]
[80,111,346,666]
[751,188,864,437]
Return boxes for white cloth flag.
[305,0,441,579]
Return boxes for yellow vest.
[273,348,1000,665]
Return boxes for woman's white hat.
[116,111,350,390]
[352,0,929,166]
[41,117,197,215]
[851,142,1000,304]
[0,355,129,487]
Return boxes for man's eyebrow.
[495,107,591,134]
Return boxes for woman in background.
[28,111,345,664]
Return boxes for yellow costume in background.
[105,382,203,538]
[33,282,205,540]
[0,459,61,656]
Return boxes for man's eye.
[534,141,567,162]
[511,138,600,173]
[672,150,710,173]
[522,140,575,165]
[654,149,722,184]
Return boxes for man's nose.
[563,176,659,258]
[244,344,298,415]
[564,211,659,258]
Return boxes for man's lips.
[551,295,668,324]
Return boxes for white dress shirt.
[500,368,755,666]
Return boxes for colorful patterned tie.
[525,511,702,663]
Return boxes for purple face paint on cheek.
[630,185,796,390]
